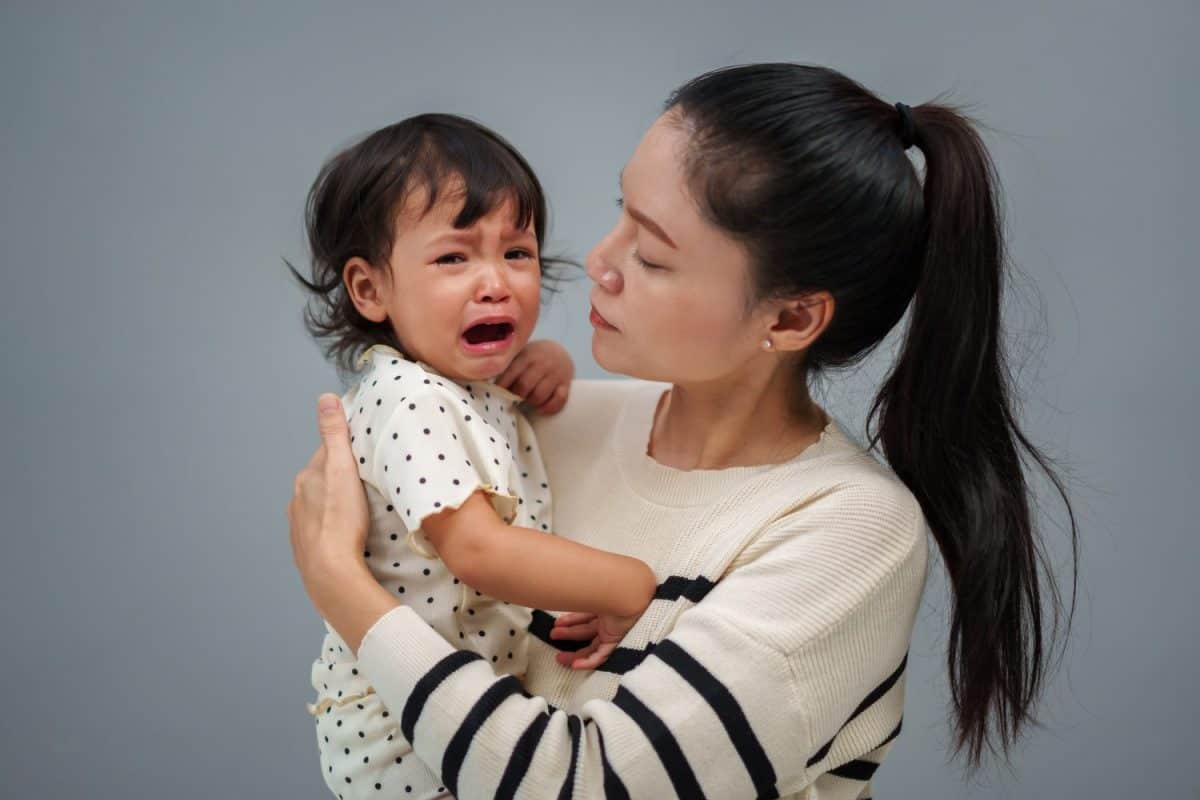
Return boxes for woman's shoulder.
[754,447,929,561]
[528,376,663,439]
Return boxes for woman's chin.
[591,333,635,377]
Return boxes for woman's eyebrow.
[619,168,678,249]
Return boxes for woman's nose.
[585,238,623,293]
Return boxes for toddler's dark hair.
[285,113,574,376]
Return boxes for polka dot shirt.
[306,343,553,798]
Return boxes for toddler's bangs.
[406,130,544,236]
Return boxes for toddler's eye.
[506,248,534,260]
[435,253,467,265]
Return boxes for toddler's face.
[372,186,542,382]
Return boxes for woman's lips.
[589,305,618,331]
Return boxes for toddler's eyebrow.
[426,229,479,247]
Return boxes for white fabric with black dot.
[306,343,553,799]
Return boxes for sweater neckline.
[612,381,851,507]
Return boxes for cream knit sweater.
[356,378,930,799]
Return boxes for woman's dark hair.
[286,113,573,376]
[665,63,1079,771]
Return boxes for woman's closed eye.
[632,249,665,271]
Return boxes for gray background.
[2,1,1195,797]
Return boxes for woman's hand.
[548,610,642,670]
[287,393,372,619]
[496,339,574,415]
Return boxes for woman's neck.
[647,363,828,471]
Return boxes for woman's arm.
[422,490,657,619]
[291,394,928,798]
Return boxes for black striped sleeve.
[355,483,924,798]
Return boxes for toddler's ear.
[343,256,390,323]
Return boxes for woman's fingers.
[553,612,597,626]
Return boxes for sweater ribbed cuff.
[358,604,456,682]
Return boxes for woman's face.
[585,112,769,384]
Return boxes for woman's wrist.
[310,553,402,655]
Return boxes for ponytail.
[868,102,1079,768]
[665,63,1080,771]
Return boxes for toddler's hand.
[548,611,642,670]
[496,339,574,415]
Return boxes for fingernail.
[318,394,339,415]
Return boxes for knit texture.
[357,378,930,799]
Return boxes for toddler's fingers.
[555,645,594,666]
[553,612,596,626]
[550,621,599,640]
[536,385,568,416]
[495,355,528,390]
[510,363,547,399]
[526,374,558,408]
[571,641,610,670]
[565,640,601,668]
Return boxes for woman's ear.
[343,257,390,323]
[766,290,835,353]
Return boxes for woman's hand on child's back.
[497,339,574,415]
[548,610,642,670]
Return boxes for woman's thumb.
[316,393,349,445]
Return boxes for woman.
[288,63,1078,799]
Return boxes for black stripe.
[591,719,631,800]
[528,609,589,652]
[652,639,779,799]
[848,653,907,722]
[613,686,706,799]
[806,737,834,769]
[595,643,655,674]
[401,649,482,742]
[494,711,551,800]
[806,652,907,768]
[528,575,717,652]
[878,716,902,749]
[828,759,880,781]
[556,715,583,800]
[655,575,716,603]
[441,675,524,797]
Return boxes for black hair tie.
[894,102,917,149]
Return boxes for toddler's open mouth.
[461,321,515,353]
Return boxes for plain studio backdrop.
[2,2,1195,797]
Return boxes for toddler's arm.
[422,490,655,621]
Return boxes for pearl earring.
[761,339,773,351]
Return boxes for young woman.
[287,62,1078,799]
